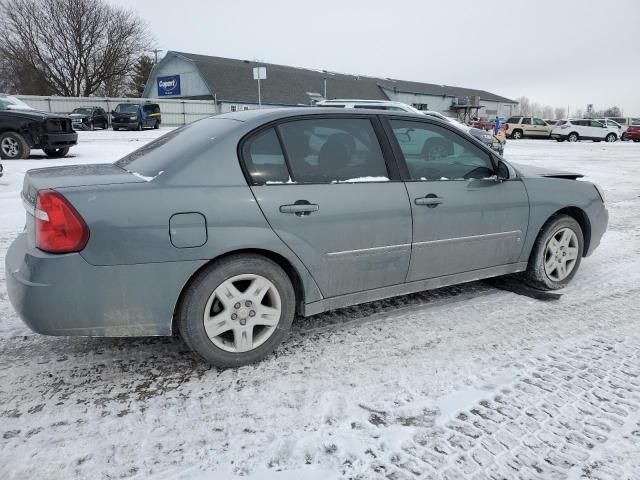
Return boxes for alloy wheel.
[544,227,579,282]
[203,274,282,353]
[1,137,20,158]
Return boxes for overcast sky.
[108,0,640,114]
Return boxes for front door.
[385,118,530,282]
[244,116,412,298]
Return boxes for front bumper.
[585,202,609,257]
[5,232,204,337]
[112,120,139,129]
[40,132,78,149]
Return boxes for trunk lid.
[22,163,146,206]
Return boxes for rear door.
[384,118,529,282]
[245,116,412,298]
[532,118,550,137]
[521,117,535,136]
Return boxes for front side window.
[242,128,289,184]
[389,120,494,181]
[277,118,389,183]
[521,118,532,125]
[590,120,604,128]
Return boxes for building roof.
[161,51,517,105]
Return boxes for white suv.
[551,119,619,142]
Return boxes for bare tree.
[554,107,566,119]
[516,96,531,115]
[0,0,152,97]
[541,105,554,119]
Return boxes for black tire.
[635,140,640,143]
[523,214,584,290]
[605,133,616,143]
[177,254,295,367]
[113,126,119,131]
[154,120,160,130]
[568,132,579,142]
[0,131,31,159]
[556,139,565,142]
[89,121,95,131]
[511,129,523,140]
[136,122,143,131]
[43,147,70,158]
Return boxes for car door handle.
[279,202,319,215]
[415,196,443,207]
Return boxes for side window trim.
[238,114,402,186]
[380,116,498,182]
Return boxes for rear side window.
[277,118,389,183]
[632,118,640,126]
[506,117,519,123]
[521,118,532,125]
[242,128,290,184]
[533,118,546,126]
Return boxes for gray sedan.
[6,109,608,367]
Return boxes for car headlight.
[593,183,606,203]
[129,116,137,120]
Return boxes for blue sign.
[157,74,181,96]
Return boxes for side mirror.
[496,160,510,180]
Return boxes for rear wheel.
[568,132,579,142]
[0,132,30,159]
[43,147,70,158]
[524,215,583,290]
[605,133,616,143]
[177,254,295,367]
[511,129,523,139]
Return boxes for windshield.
[115,104,140,114]
[0,96,34,111]
[72,108,94,115]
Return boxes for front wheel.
[568,132,579,142]
[153,120,160,130]
[511,130,523,139]
[523,215,583,290]
[0,131,30,159]
[605,133,617,143]
[136,122,143,131]
[177,254,295,367]
[43,147,70,158]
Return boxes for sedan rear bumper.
[5,233,205,337]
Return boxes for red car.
[625,125,640,142]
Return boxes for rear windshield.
[115,118,240,178]
[115,104,140,113]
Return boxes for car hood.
[511,162,584,180]
[0,109,70,121]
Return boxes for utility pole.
[152,49,163,64]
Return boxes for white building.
[143,51,517,119]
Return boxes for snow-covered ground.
[1,131,639,479]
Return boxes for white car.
[315,99,503,153]
[551,119,619,143]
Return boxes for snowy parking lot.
[1,130,639,479]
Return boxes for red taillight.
[35,190,89,253]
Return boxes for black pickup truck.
[0,95,78,159]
